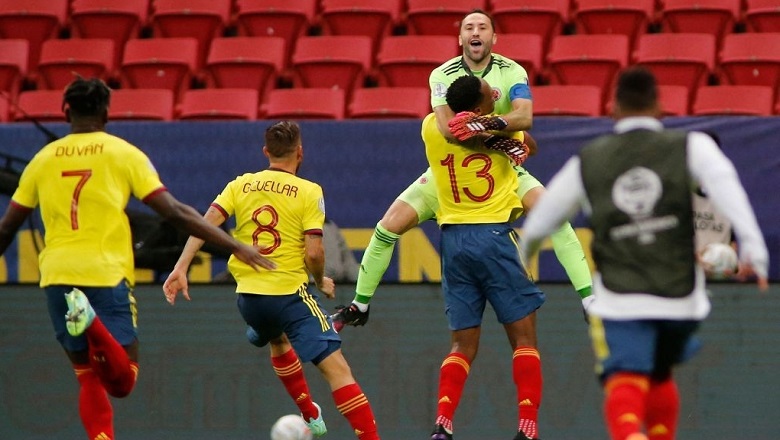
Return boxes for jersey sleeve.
[506,62,532,102]
[11,156,42,209]
[212,179,238,218]
[429,67,450,109]
[125,144,165,200]
[302,184,325,233]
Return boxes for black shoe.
[513,432,540,440]
[330,303,370,332]
[430,423,453,440]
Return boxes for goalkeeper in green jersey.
[332,9,593,331]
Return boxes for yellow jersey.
[11,131,165,287]
[422,113,523,225]
[212,168,325,295]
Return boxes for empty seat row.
[0,87,433,123]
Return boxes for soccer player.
[333,8,592,329]
[521,67,769,440]
[162,121,381,440]
[0,77,274,440]
[424,74,545,440]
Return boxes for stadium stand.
[108,89,175,121]
[263,88,346,120]
[70,0,149,70]
[745,0,780,32]
[573,0,656,50]
[0,0,68,72]
[491,0,570,52]
[205,36,285,98]
[376,35,459,88]
[0,39,28,102]
[532,85,603,116]
[14,90,65,122]
[692,85,775,115]
[406,0,484,36]
[492,33,544,85]
[120,38,199,102]
[37,39,115,90]
[348,87,431,119]
[178,88,259,120]
[290,35,373,99]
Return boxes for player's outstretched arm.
[0,203,31,256]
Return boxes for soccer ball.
[700,242,738,279]
[270,414,312,440]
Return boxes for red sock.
[646,378,679,440]
[435,352,471,432]
[75,365,114,440]
[271,348,318,420]
[513,347,542,439]
[85,317,136,397]
[333,383,379,440]
[604,373,650,440]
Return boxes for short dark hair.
[462,8,495,31]
[265,121,301,157]
[446,75,484,113]
[615,66,658,112]
[62,77,111,118]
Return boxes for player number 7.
[61,169,92,230]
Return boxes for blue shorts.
[237,284,340,364]
[440,223,545,330]
[591,318,701,381]
[45,280,138,353]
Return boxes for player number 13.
[440,153,495,203]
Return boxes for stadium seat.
[745,0,780,32]
[37,39,115,90]
[14,90,65,122]
[634,33,716,96]
[109,89,175,121]
[406,0,484,36]
[546,34,630,103]
[263,88,346,120]
[657,85,691,116]
[0,0,68,72]
[320,0,400,55]
[150,0,232,69]
[235,0,317,68]
[492,34,544,85]
[491,0,570,52]
[376,35,459,88]
[692,85,774,115]
[719,33,780,99]
[0,96,8,122]
[291,36,372,98]
[349,87,431,119]
[205,37,285,98]
[532,85,603,116]
[0,39,29,102]
[70,0,149,69]
[573,0,656,50]
[120,38,198,102]
[178,88,259,120]
[660,0,740,48]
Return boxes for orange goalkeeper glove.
[484,135,529,166]
[448,111,509,141]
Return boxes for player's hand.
[163,267,190,305]
[233,243,276,271]
[316,276,336,299]
[484,135,529,166]
[581,295,596,323]
[330,302,370,333]
[448,111,508,141]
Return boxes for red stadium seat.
[492,34,544,85]
[349,87,431,119]
[692,85,774,115]
[634,33,716,99]
[406,0,484,36]
[178,88,259,120]
[660,0,741,48]
[657,85,691,116]
[236,0,317,68]
[745,0,780,32]
[0,96,8,122]
[0,0,68,72]
[37,39,115,90]
[263,88,345,120]
[532,85,603,116]
[320,0,400,55]
[14,90,65,122]
[120,38,198,102]
[109,89,175,121]
[573,0,656,50]
[206,37,285,98]
[70,0,149,69]
[491,0,570,52]
[719,33,780,100]
[0,39,29,102]
[150,0,232,69]
[291,36,372,98]
[547,34,630,103]
[376,36,459,88]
